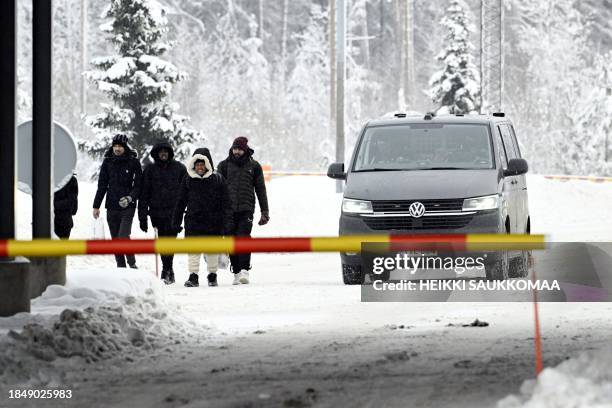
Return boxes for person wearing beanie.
[93,134,143,269]
[138,141,187,285]
[172,148,233,287]
[217,136,269,285]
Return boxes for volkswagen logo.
[408,201,426,218]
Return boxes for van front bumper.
[339,209,504,267]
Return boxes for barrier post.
[262,164,272,182]
[532,264,543,376]
[0,0,32,316]
[154,227,159,278]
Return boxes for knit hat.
[231,136,250,151]
[112,134,129,149]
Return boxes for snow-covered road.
[4,175,612,407]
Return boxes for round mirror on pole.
[16,120,78,194]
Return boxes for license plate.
[397,251,438,257]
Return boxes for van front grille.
[363,214,474,231]
[371,199,464,213]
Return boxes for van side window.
[495,126,508,169]
[499,125,518,160]
[509,125,522,158]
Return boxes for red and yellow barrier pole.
[542,174,612,183]
[0,234,546,258]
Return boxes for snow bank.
[498,348,612,407]
[0,268,204,387]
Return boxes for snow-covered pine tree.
[565,52,612,175]
[428,0,480,115]
[286,5,331,167]
[17,66,31,124]
[84,0,198,160]
[200,4,276,162]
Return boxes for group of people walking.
[92,134,269,287]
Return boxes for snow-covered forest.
[15,0,612,175]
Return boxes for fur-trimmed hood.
[187,148,214,179]
[150,141,174,163]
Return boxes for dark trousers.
[54,214,73,239]
[107,207,136,268]
[228,211,254,274]
[150,215,177,271]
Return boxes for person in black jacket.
[138,141,187,284]
[54,175,78,239]
[172,148,232,287]
[217,137,269,285]
[93,134,143,269]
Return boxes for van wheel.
[508,251,529,278]
[370,269,391,283]
[342,264,364,285]
[485,250,509,281]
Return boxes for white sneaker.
[239,271,250,284]
[232,273,241,285]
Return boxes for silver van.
[328,113,530,284]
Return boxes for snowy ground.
[3,175,612,407]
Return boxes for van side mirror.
[327,163,346,180]
[504,158,528,177]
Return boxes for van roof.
[366,113,510,127]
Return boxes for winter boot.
[207,273,218,287]
[161,270,175,285]
[184,273,199,287]
[239,270,250,284]
[167,269,175,284]
[232,272,241,285]
[129,264,138,269]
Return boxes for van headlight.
[342,198,373,214]
[462,194,499,211]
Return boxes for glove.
[139,219,148,233]
[258,211,270,226]
[118,195,133,208]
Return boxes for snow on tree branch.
[83,0,199,160]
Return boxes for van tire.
[485,250,509,280]
[342,264,364,285]
[509,251,530,278]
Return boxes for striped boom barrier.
[0,234,546,258]
[265,171,326,177]
[262,170,612,183]
[542,174,612,183]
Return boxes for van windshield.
[353,123,494,171]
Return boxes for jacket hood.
[187,148,214,179]
[150,142,175,162]
[193,148,214,170]
[104,146,137,159]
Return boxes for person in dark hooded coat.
[93,134,142,269]
[138,141,187,284]
[217,137,269,285]
[54,175,78,239]
[172,148,233,287]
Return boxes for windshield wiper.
[354,168,402,172]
